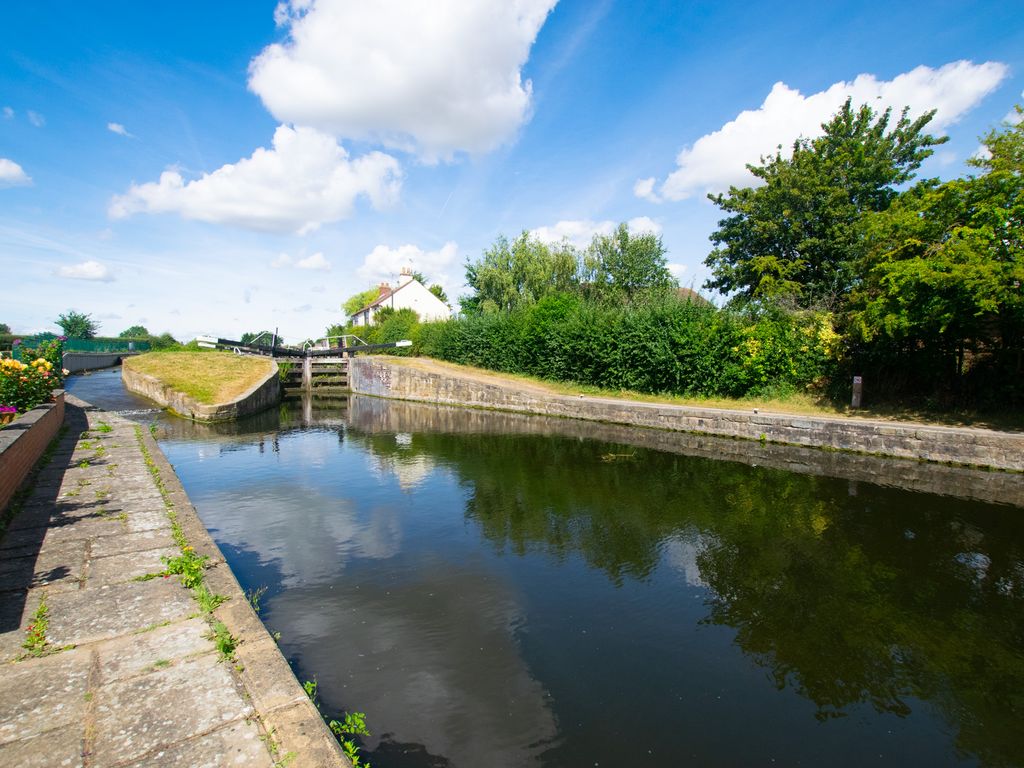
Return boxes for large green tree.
[848,109,1024,386]
[462,232,579,314]
[56,310,100,338]
[119,325,150,338]
[582,223,676,303]
[343,288,382,317]
[705,99,946,307]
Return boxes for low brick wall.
[350,357,1024,472]
[0,391,65,512]
[121,362,281,422]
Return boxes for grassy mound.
[124,352,274,405]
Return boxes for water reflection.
[150,393,1024,767]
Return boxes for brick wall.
[0,392,65,513]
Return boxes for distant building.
[349,267,452,326]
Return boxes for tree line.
[348,99,1021,410]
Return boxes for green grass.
[124,351,274,405]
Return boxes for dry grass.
[388,356,1024,431]
[124,351,274,405]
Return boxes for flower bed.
[2,333,67,418]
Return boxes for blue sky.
[2,1,1022,342]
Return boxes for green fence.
[10,334,151,360]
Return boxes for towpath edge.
[350,356,1024,472]
[0,394,346,767]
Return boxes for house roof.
[351,278,448,318]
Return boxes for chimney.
[398,266,414,286]
[378,281,391,299]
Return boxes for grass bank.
[123,351,274,405]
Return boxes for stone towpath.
[0,395,345,767]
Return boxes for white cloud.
[667,263,687,279]
[296,252,331,270]
[633,177,660,203]
[271,253,293,268]
[642,60,1008,202]
[108,122,133,137]
[357,241,458,286]
[109,125,402,234]
[27,110,45,128]
[248,0,557,159]
[530,217,662,249]
[2,107,12,120]
[0,158,31,187]
[56,260,114,282]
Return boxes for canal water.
[66,369,1024,767]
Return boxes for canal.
[66,369,1024,767]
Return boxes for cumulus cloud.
[357,242,458,286]
[109,125,401,234]
[296,252,331,270]
[248,0,556,159]
[667,263,687,279]
[633,177,660,203]
[27,110,45,128]
[108,122,133,137]
[641,60,1007,202]
[530,217,662,249]
[56,260,114,282]
[271,253,293,268]
[0,158,31,187]
[2,107,12,120]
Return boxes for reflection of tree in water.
[349,427,1024,767]
[696,477,1024,767]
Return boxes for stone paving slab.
[92,654,255,765]
[0,397,346,767]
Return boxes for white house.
[350,268,452,326]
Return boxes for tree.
[56,310,100,338]
[0,323,10,334]
[240,330,273,345]
[344,288,381,317]
[582,223,676,302]
[429,284,449,304]
[705,99,946,307]
[119,325,150,338]
[848,109,1024,391]
[462,232,579,314]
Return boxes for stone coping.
[122,360,281,422]
[350,357,1024,472]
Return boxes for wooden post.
[851,375,863,409]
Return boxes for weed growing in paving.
[246,585,268,614]
[22,596,50,656]
[209,620,236,660]
[304,678,373,767]
[96,422,112,433]
[162,546,208,589]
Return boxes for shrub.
[0,357,60,414]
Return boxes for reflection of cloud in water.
[270,559,557,768]
[661,532,711,588]
[199,482,402,586]
[369,452,436,492]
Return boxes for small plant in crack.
[209,620,237,661]
[246,585,268,614]
[22,596,50,656]
[161,546,208,589]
